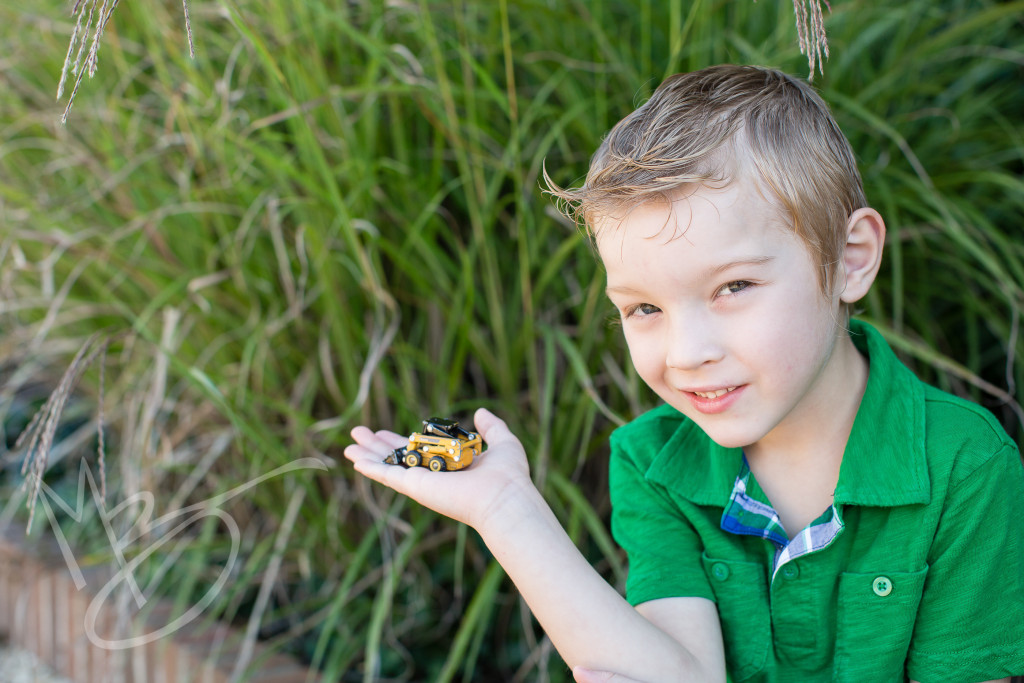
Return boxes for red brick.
[0,534,316,683]
[38,570,55,662]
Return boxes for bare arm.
[345,408,725,682]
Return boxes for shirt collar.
[644,319,931,508]
[834,319,930,506]
[645,415,743,506]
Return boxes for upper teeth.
[694,387,736,399]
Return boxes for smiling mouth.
[692,387,738,399]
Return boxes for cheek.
[623,330,662,379]
[753,302,836,374]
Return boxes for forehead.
[593,180,789,261]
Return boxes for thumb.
[473,408,521,449]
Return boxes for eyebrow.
[605,284,644,296]
[698,256,775,282]
[605,256,776,297]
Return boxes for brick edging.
[0,528,313,683]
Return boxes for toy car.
[383,418,482,472]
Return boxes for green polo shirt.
[609,320,1024,682]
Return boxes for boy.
[345,65,1024,682]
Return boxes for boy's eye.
[716,280,752,297]
[625,303,660,318]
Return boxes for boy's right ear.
[838,207,885,305]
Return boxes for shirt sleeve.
[609,432,715,606]
[905,442,1024,681]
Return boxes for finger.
[352,454,434,501]
[349,426,388,451]
[473,408,521,449]
[343,442,382,465]
[352,456,405,487]
[374,428,411,449]
[349,426,409,454]
[345,432,402,469]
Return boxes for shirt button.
[781,564,799,580]
[872,576,893,597]
[711,563,730,581]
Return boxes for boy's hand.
[348,410,717,681]
[344,408,536,531]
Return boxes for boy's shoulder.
[920,382,1020,483]
[852,319,1019,479]
[921,382,1014,443]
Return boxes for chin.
[658,394,768,450]
[706,433,757,450]
[688,420,763,451]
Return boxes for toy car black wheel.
[428,456,447,472]
[404,451,421,468]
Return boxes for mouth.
[683,385,745,415]
[691,387,738,399]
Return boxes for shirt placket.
[719,458,846,582]
[719,458,847,668]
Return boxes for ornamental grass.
[0,1,1021,680]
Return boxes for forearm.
[478,480,707,682]
[346,412,717,681]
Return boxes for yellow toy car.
[383,417,483,472]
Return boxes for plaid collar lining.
[720,457,845,583]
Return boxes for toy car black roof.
[421,417,474,439]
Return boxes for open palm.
[344,408,533,531]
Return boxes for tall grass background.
[0,0,1021,680]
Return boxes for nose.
[664,315,724,370]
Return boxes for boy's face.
[596,179,850,453]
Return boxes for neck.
[746,331,869,470]
[743,332,869,537]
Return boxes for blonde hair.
[545,64,867,299]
